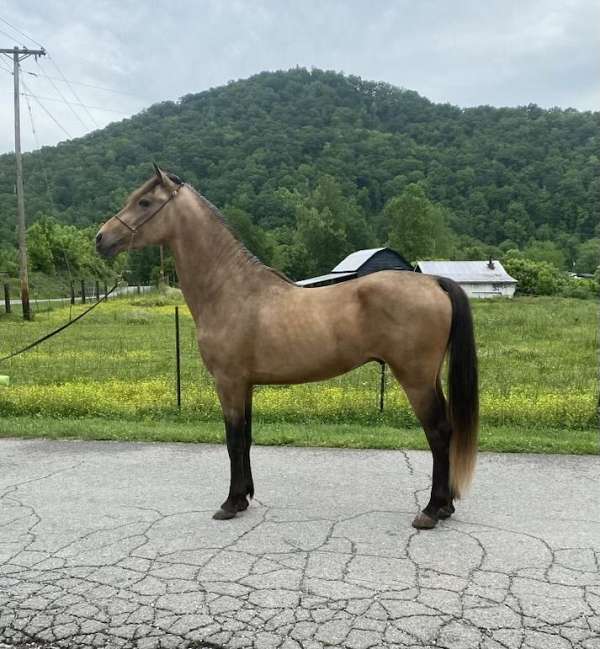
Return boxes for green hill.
[0,67,597,280]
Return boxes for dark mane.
[185,183,294,285]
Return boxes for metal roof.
[416,260,517,283]
[296,271,356,287]
[331,248,386,273]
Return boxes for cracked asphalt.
[0,439,599,649]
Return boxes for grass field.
[0,291,597,454]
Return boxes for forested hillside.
[0,67,597,281]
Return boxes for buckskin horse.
[96,165,478,529]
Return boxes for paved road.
[0,439,598,649]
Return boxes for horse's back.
[249,270,452,384]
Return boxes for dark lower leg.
[214,415,249,519]
[243,390,254,500]
[438,501,455,519]
[406,383,453,529]
[422,434,452,519]
[213,386,255,520]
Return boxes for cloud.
[0,0,598,154]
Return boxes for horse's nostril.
[95,232,103,244]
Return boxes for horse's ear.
[153,162,182,189]
[152,162,165,183]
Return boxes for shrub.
[504,254,598,298]
[130,286,184,307]
[503,256,566,295]
[559,278,598,300]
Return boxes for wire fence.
[2,280,154,316]
[0,288,596,432]
[0,288,406,428]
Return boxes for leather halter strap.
[114,186,181,235]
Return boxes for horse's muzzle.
[95,231,120,258]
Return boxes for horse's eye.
[139,199,151,208]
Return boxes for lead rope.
[0,184,181,364]
[0,231,136,364]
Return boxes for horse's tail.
[437,276,479,499]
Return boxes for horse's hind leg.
[401,377,453,530]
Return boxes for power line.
[0,13,148,131]
[19,67,149,100]
[44,56,99,128]
[23,90,54,200]
[0,15,45,49]
[0,46,46,321]
[4,64,97,139]
[24,91,75,320]
[28,60,91,130]
[1,13,100,129]
[0,26,22,42]
[20,77,72,138]
[21,91,127,115]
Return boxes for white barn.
[416,260,517,298]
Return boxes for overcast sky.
[0,0,598,154]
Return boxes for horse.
[96,165,478,530]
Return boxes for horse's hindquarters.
[250,272,452,386]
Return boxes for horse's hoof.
[235,496,249,512]
[438,504,455,519]
[412,512,438,529]
[213,508,236,520]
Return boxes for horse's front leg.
[213,381,254,520]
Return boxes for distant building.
[416,260,517,298]
[297,248,413,288]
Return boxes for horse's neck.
[169,190,287,325]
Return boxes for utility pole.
[0,46,46,320]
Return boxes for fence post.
[175,306,182,410]
[80,279,86,304]
[137,284,141,295]
[379,362,386,412]
[104,281,108,300]
[70,282,75,305]
[95,280,100,302]
[3,283,10,314]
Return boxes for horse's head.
[96,164,184,258]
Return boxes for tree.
[522,240,567,269]
[503,202,533,247]
[26,217,116,279]
[281,175,374,278]
[382,184,453,262]
[575,238,600,274]
[0,68,594,284]
[223,206,273,264]
[295,205,350,276]
[503,254,566,295]
[0,246,17,275]
[28,219,56,274]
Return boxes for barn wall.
[459,282,516,298]
[357,250,413,276]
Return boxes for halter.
[0,185,181,363]
[114,185,181,236]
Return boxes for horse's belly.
[251,292,375,384]
[251,339,369,385]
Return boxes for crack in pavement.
[0,440,598,649]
